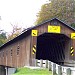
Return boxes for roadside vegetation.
[13,67,52,75]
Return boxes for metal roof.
[33,18,75,31]
[0,18,75,49]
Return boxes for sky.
[0,0,49,33]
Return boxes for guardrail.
[35,59,75,75]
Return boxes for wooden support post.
[31,31,37,66]
[58,65,62,75]
[52,63,56,75]
[48,61,51,71]
[45,60,48,68]
[66,68,71,75]
[5,67,8,75]
[40,59,43,67]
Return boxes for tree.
[0,31,7,46]
[7,23,22,41]
[71,23,75,28]
[36,0,75,25]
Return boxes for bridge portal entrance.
[36,33,71,65]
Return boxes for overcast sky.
[0,0,49,33]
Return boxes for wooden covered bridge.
[0,18,75,74]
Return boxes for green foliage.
[71,23,75,28]
[36,0,75,25]
[0,32,7,47]
[13,67,52,75]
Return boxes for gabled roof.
[32,18,75,31]
[0,18,75,49]
[50,18,75,31]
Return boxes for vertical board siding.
[17,41,22,67]
[31,21,75,66]
[25,36,31,66]
[21,39,26,67]
[0,35,30,67]
[0,19,75,67]
[31,22,50,66]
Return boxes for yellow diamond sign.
[31,30,38,36]
[48,25,60,33]
[71,33,75,39]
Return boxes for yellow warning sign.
[31,30,38,36]
[71,33,75,39]
[70,47,74,56]
[48,25,60,33]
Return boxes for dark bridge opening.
[36,33,71,65]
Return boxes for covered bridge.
[0,18,75,69]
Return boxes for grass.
[13,67,52,75]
